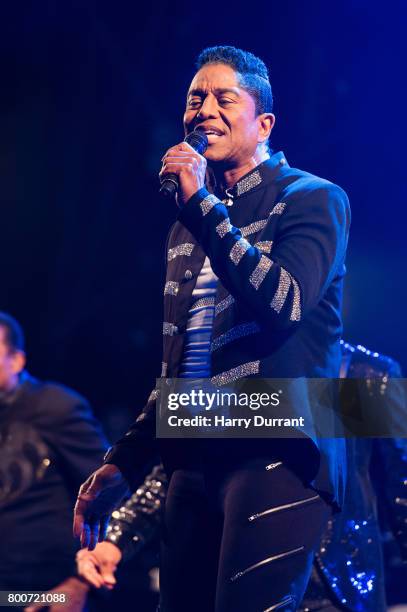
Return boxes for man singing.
[74,46,350,611]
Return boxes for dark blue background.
[1,0,405,433]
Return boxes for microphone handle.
[159,130,208,198]
[159,173,179,198]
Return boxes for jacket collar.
[225,151,288,200]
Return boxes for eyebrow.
[187,87,241,98]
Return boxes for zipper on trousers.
[230,546,305,582]
[248,494,321,522]
[264,594,295,611]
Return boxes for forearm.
[178,185,349,332]
[103,391,159,490]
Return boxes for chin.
[205,147,231,165]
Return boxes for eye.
[218,98,234,105]
[187,98,202,109]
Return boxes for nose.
[196,93,219,120]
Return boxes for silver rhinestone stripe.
[289,275,302,321]
[200,193,219,216]
[164,281,179,296]
[161,362,168,377]
[216,218,233,238]
[211,322,260,352]
[270,267,291,313]
[249,256,273,290]
[236,170,262,196]
[167,243,194,262]
[254,240,273,254]
[229,238,251,265]
[215,294,235,316]
[190,297,215,310]
[240,219,268,237]
[270,202,286,215]
[163,322,178,336]
[211,360,260,386]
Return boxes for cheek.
[183,111,195,128]
[232,114,257,138]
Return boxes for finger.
[101,569,117,588]
[73,497,88,538]
[73,477,102,539]
[160,158,198,176]
[159,162,194,177]
[80,523,91,549]
[162,155,198,164]
[77,552,107,589]
[179,141,199,154]
[167,141,197,154]
[80,476,103,499]
[80,563,105,589]
[88,521,100,551]
[162,142,193,158]
[98,515,110,542]
[76,548,99,566]
[162,149,200,161]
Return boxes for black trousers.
[160,457,332,612]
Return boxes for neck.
[211,148,270,192]
[0,378,20,405]
[1,375,19,395]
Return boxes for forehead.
[187,63,241,94]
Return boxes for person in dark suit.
[74,45,350,611]
[0,311,108,611]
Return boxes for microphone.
[159,129,208,198]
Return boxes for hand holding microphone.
[159,130,208,206]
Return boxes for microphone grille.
[185,130,208,154]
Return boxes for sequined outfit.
[301,343,406,612]
[106,464,167,560]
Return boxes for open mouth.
[206,133,223,144]
[196,125,224,144]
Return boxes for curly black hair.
[196,45,273,116]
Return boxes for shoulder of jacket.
[279,168,347,200]
[38,381,90,410]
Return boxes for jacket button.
[184,269,193,280]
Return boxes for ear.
[257,113,275,144]
[11,350,26,376]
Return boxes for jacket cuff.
[103,439,158,492]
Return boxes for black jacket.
[105,152,351,507]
